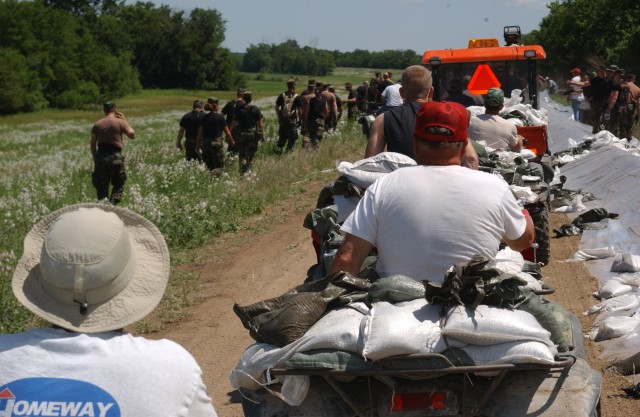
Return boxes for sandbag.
[442,305,554,348]
[597,279,634,299]
[595,316,640,341]
[233,272,371,346]
[367,275,426,303]
[516,291,573,352]
[611,253,640,272]
[336,152,416,189]
[459,340,557,365]
[286,349,371,371]
[585,292,640,316]
[361,299,461,361]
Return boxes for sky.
[125,0,551,54]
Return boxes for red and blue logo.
[0,378,120,417]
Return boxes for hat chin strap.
[73,265,89,315]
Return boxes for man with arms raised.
[331,101,534,281]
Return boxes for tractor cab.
[423,26,549,157]
[423,26,546,110]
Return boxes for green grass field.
[0,68,389,333]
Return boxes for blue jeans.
[571,98,581,121]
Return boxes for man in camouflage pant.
[90,101,135,205]
[605,69,633,139]
[304,82,328,149]
[230,91,264,174]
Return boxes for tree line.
[241,40,421,76]
[0,0,243,114]
[524,0,640,79]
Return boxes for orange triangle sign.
[467,64,501,95]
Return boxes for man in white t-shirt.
[467,87,523,151]
[1,203,218,417]
[331,101,535,282]
[376,82,403,115]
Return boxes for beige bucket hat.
[12,203,170,333]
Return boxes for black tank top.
[383,102,422,158]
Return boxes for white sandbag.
[601,324,640,362]
[510,185,539,204]
[570,246,616,261]
[230,343,294,391]
[519,149,537,160]
[611,253,640,272]
[554,195,586,213]
[295,305,366,354]
[442,305,554,348]
[336,152,416,189]
[230,305,366,390]
[596,316,640,341]
[361,299,461,361]
[585,293,640,316]
[492,248,543,292]
[596,279,633,299]
[460,340,557,365]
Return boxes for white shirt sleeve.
[501,188,527,241]
[340,184,379,245]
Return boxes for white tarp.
[551,103,640,362]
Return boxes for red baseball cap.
[414,101,468,142]
[570,68,581,74]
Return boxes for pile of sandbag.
[230,269,566,406]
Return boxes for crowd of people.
[547,65,640,139]
[24,63,553,414]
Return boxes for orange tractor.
[423,26,548,158]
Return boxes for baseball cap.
[414,101,468,143]
[570,68,581,74]
[193,100,202,108]
[243,91,253,101]
[12,203,170,333]
[236,87,245,94]
[207,97,219,104]
[484,87,505,108]
[103,101,116,113]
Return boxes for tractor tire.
[526,200,550,266]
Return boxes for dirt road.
[153,181,637,417]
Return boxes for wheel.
[526,200,550,265]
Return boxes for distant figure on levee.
[197,98,235,177]
[275,79,301,153]
[231,91,264,174]
[1,203,219,417]
[177,100,205,161]
[90,101,135,205]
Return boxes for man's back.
[340,165,525,281]
[0,328,216,417]
[467,113,518,150]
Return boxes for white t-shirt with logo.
[0,328,217,417]
[340,165,526,282]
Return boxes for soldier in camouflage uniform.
[197,98,234,177]
[604,69,633,139]
[230,91,264,174]
[305,83,328,149]
[90,101,135,205]
[275,80,301,152]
